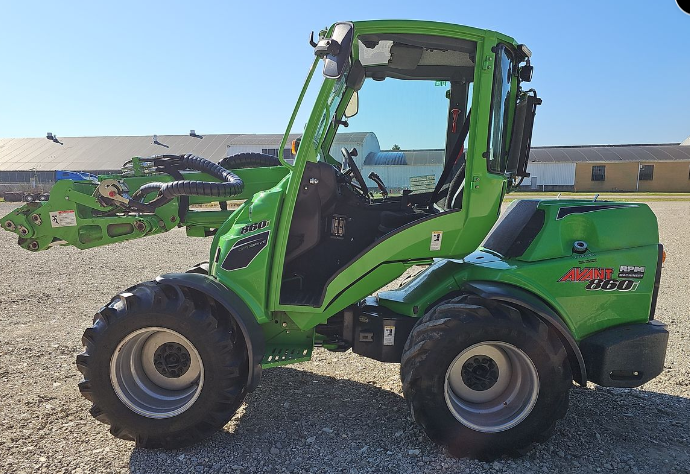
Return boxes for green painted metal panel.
[378,200,661,341]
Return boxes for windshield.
[329,79,449,192]
[325,35,477,200]
[279,58,326,166]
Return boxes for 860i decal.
[558,266,641,292]
[584,279,638,292]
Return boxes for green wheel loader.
[1,20,668,459]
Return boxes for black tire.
[401,294,571,460]
[76,281,249,448]
[23,193,35,202]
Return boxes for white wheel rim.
[110,327,204,419]
[444,341,539,432]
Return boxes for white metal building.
[522,162,576,191]
[331,132,444,191]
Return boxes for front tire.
[401,294,571,459]
[76,281,249,448]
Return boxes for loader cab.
[277,22,536,310]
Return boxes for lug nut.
[31,214,42,225]
[18,226,29,236]
[4,220,16,231]
[28,241,39,251]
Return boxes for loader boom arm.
[1,156,289,252]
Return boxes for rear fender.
[155,272,265,391]
[461,281,587,386]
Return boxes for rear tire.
[401,294,571,460]
[76,281,249,448]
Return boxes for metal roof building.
[0,134,303,172]
[363,150,444,166]
[2,132,689,194]
[530,144,690,163]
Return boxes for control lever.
[401,189,411,208]
[450,108,461,133]
[368,172,388,199]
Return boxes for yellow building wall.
[575,162,638,192]
[575,161,690,192]
[638,162,690,192]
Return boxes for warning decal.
[49,210,77,227]
[383,325,395,346]
[430,231,443,251]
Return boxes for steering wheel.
[340,147,369,197]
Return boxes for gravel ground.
[0,201,688,474]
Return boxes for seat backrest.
[284,162,338,264]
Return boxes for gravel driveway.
[0,201,688,474]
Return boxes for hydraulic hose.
[219,152,281,169]
[131,154,244,210]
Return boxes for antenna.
[46,132,62,144]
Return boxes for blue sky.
[1,1,689,146]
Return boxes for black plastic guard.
[579,321,668,388]
[461,281,588,386]
[155,272,265,391]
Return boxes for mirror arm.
[332,116,349,128]
[312,33,341,58]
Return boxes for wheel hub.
[110,327,204,419]
[461,355,499,391]
[444,341,540,433]
[153,342,191,378]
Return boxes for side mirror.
[506,91,542,178]
[311,22,354,79]
[344,92,359,118]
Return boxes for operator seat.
[284,162,338,264]
[378,209,425,234]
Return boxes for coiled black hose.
[219,152,281,169]
[131,154,244,210]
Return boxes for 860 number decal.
[240,220,269,235]
[584,279,638,292]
